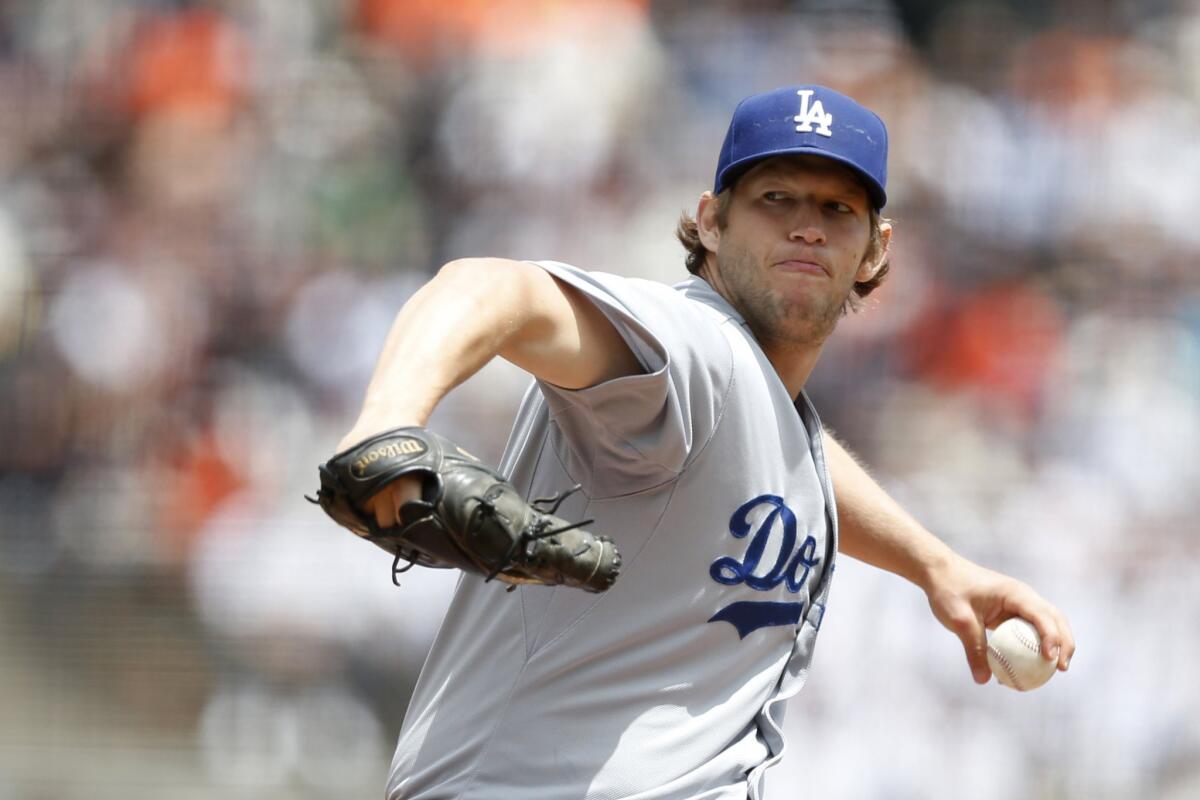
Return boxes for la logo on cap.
[794,89,833,137]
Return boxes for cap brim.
[716,147,887,210]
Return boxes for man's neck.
[756,335,824,400]
[696,266,826,400]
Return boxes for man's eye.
[763,191,788,202]
[826,201,853,213]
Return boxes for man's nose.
[788,202,825,244]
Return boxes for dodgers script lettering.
[708,494,823,638]
[710,495,821,592]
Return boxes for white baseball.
[986,618,1056,691]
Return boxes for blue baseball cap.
[714,85,888,209]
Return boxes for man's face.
[700,155,880,348]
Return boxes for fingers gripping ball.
[986,618,1057,691]
[310,426,621,593]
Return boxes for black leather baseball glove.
[309,426,621,592]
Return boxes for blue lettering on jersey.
[708,494,822,638]
[709,601,806,639]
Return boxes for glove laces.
[482,483,594,588]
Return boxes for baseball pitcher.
[313,85,1075,799]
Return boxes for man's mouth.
[774,259,828,277]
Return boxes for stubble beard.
[716,246,852,349]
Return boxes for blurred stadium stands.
[1,1,1198,798]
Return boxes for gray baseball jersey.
[387,261,839,800]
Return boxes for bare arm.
[341,257,640,444]
[824,431,1076,684]
[339,258,641,525]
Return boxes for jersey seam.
[457,654,536,800]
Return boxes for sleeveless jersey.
[387,262,839,800]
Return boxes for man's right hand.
[363,475,423,530]
[337,427,424,529]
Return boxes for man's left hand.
[924,554,1076,684]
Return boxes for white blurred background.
[1,0,1198,798]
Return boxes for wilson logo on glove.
[351,437,427,478]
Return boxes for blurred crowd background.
[1,0,1198,798]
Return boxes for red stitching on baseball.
[1012,625,1040,654]
[988,643,1023,691]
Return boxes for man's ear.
[697,191,721,253]
[855,218,892,283]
